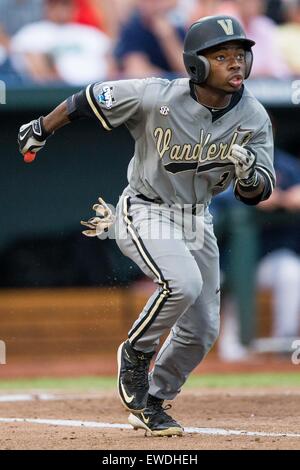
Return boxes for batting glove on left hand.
[228,144,256,181]
[81,197,115,237]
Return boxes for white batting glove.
[18,117,50,156]
[80,197,115,237]
[228,144,256,181]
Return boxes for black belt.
[136,193,162,204]
[136,194,200,215]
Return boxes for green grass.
[0,376,116,391]
[0,372,299,392]
[186,372,300,388]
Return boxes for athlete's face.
[203,42,247,93]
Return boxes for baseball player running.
[18,16,275,437]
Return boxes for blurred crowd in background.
[1,0,300,85]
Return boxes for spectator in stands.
[114,0,187,79]
[257,147,300,338]
[214,145,300,360]
[0,0,44,85]
[189,0,238,24]
[0,0,44,37]
[189,0,287,29]
[10,0,113,85]
[266,0,286,24]
[73,0,106,31]
[210,188,253,361]
[73,0,137,39]
[233,0,291,78]
[277,0,300,75]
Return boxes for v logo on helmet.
[217,19,234,35]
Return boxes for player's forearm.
[43,100,71,134]
[18,86,101,159]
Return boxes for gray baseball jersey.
[86,77,275,206]
[82,77,275,400]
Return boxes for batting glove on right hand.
[81,197,115,237]
[18,117,51,156]
[227,144,256,181]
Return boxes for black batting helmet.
[183,15,255,84]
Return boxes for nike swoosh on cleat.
[141,413,149,424]
[120,381,134,404]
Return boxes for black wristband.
[238,169,259,188]
[33,116,52,141]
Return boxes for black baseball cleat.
[117,340,155,412]
[128,394,184,437]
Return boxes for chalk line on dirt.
[0,417,299,438]
[0,394,56,402]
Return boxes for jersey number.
[214,171,230,189]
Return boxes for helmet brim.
[196,37,255,54]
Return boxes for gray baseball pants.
[115,194,220,400]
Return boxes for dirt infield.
[0,389,299,450]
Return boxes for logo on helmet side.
[217,19,234,35]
